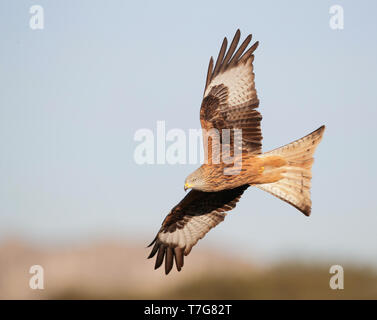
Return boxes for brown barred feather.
[147,185,248,274]
[202,30,262,155]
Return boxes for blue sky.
[0,0,376,265]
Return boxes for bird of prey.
[148,30,325,275]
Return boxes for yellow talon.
[259,166,265,174]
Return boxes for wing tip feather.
[148,186,249,275]
[205,30,259,92]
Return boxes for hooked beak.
[184,183,191,192]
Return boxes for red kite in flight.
[148,30,325,274]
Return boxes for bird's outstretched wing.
[147,185,249,274]
[200,29,262,162]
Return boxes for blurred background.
[0,0,376,299]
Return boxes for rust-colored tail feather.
[257,125,325,216]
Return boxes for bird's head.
[184,170,205,191]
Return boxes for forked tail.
[257,125,325,216]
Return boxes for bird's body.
[190,154,286,192]
[148,30,325,275]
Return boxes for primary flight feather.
[148,30,325,275]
